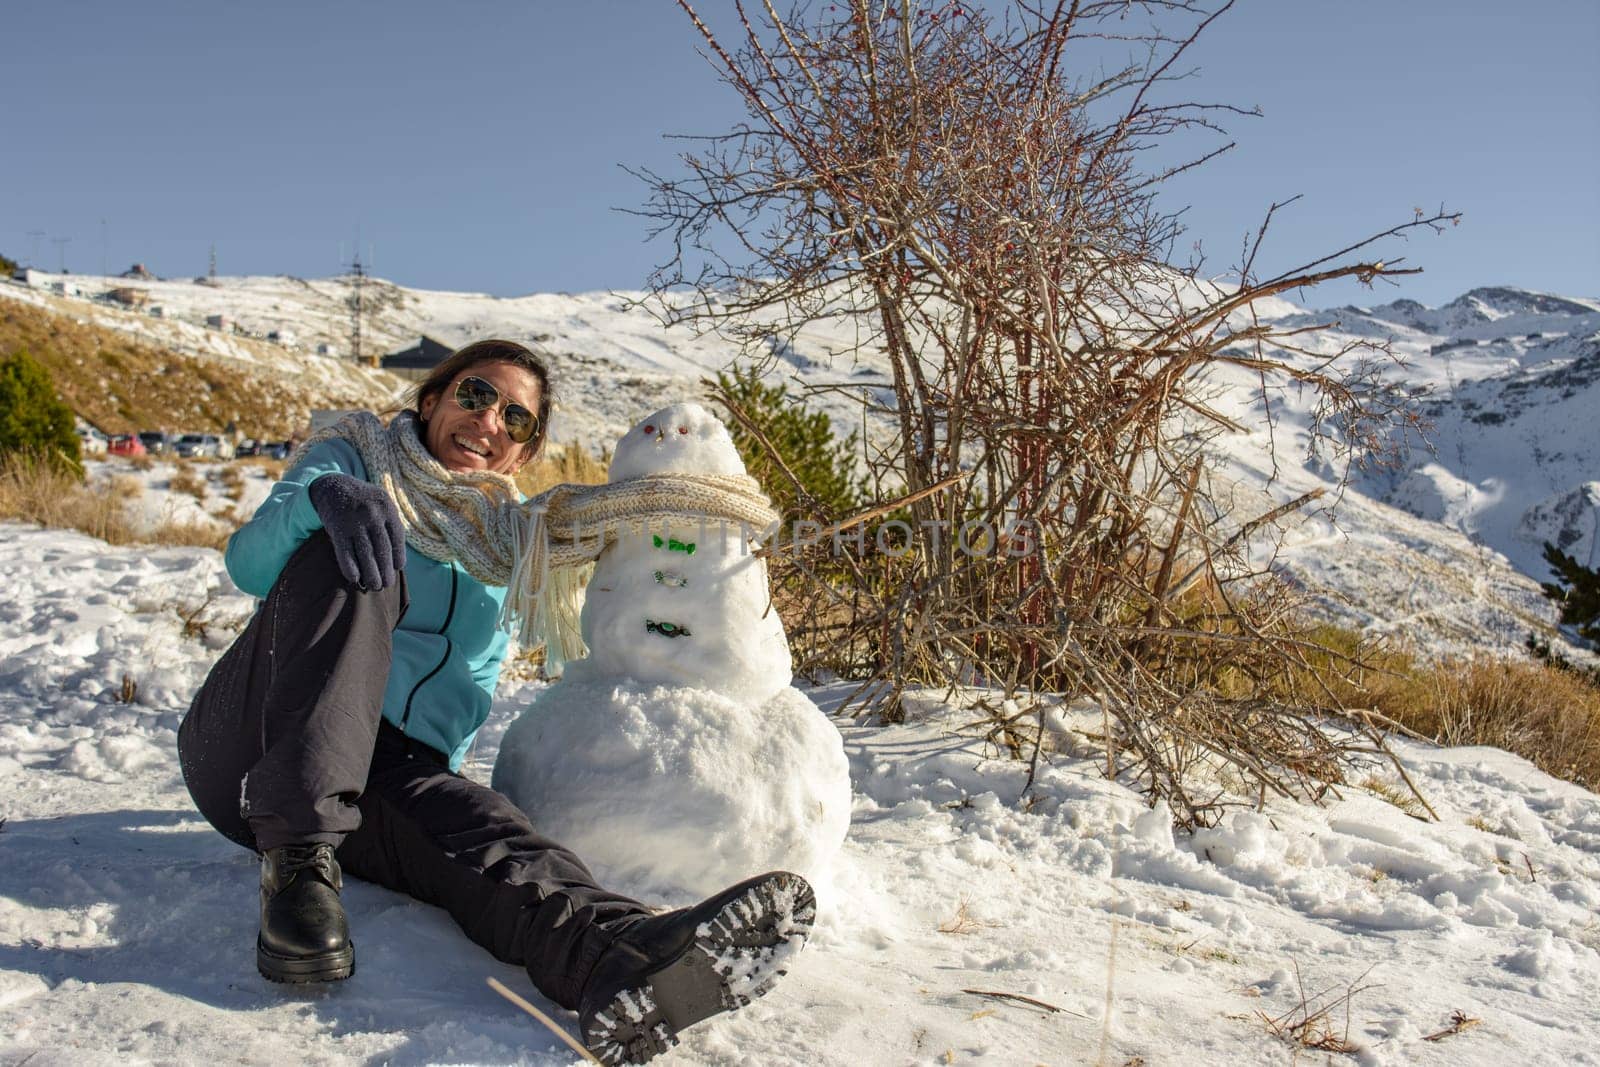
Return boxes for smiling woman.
[412,339,553,475]
[173,336,812,1064]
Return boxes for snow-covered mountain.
[5,272,1597,659]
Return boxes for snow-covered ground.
[3,515,1598,1063]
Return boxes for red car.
[108,434,147,457]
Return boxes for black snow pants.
[177,531,648,1009]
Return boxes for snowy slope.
[7,272,1598,659]
[2,520,1599,1065]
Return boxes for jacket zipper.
[399,564,458,730]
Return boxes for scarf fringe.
[500,503,592,676]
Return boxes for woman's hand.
[307,474,408,591]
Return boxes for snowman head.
[608,402,748,482]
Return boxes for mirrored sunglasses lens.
[504,406,537,443]
[455,376,498,411]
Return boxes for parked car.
[76,426,109,456]
[235,438,262,458]
[108,434,147,457]
[173,433,227,459]
[260,440,292,460]
[137,431,173,455]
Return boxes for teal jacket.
[225,439,511,770]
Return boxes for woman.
[178,339,811,1065]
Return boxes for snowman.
[492,402,852,903]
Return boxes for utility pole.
[209,243,217,281]
[346,244,368,367]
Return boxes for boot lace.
[274,843,340,888]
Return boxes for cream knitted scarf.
[290,411,780,666]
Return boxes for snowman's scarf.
[291,411,780,666]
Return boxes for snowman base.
[491,677,852,905]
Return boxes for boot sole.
[256,937,355,984]
[582,872,816,1065]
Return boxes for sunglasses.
[452,375,541,444]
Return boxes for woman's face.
[418,361,543,476]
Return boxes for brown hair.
[409,339,554,461]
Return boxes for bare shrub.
[636,1,1456,824]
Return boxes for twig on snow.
[1422,1010,1482,1042]
[961,988,1086,1018]
[487,976,601,1064]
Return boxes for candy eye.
[642,424,655,434]
[677,426,688,434]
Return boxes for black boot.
[577,871,816,1066]
[256,843,354,983]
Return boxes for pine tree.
[710,367,864,518]
[0,348,83,476]
[1540,542,1600,643]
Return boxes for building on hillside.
[120,263,154,280]
[316,342,339,358]
[380,335,455,380]
[148,306,167,318]
[107,287,150,308]
[267,329,297,347]
[206,314,233,331]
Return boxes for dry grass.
[168,464,209,502]
[147,515,234,552]
[1,295,385,438]
[1,450,236,551]
[1251,961,1373,1057]
[110,473,145,500]
[217,464,247,502]
[233,455,289,477]
[0,452,139,544]
[1358,775,1432,820]
[937,895,1002,935]
[516,441,608,496]
[1291,625,1600,792]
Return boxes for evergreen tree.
[1540,541,1600,643]
[0,251,17,276]
[0,348,82,476]
[710,367,865,518]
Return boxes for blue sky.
[4,1,1595,308]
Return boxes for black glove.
[307,473,407,591]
